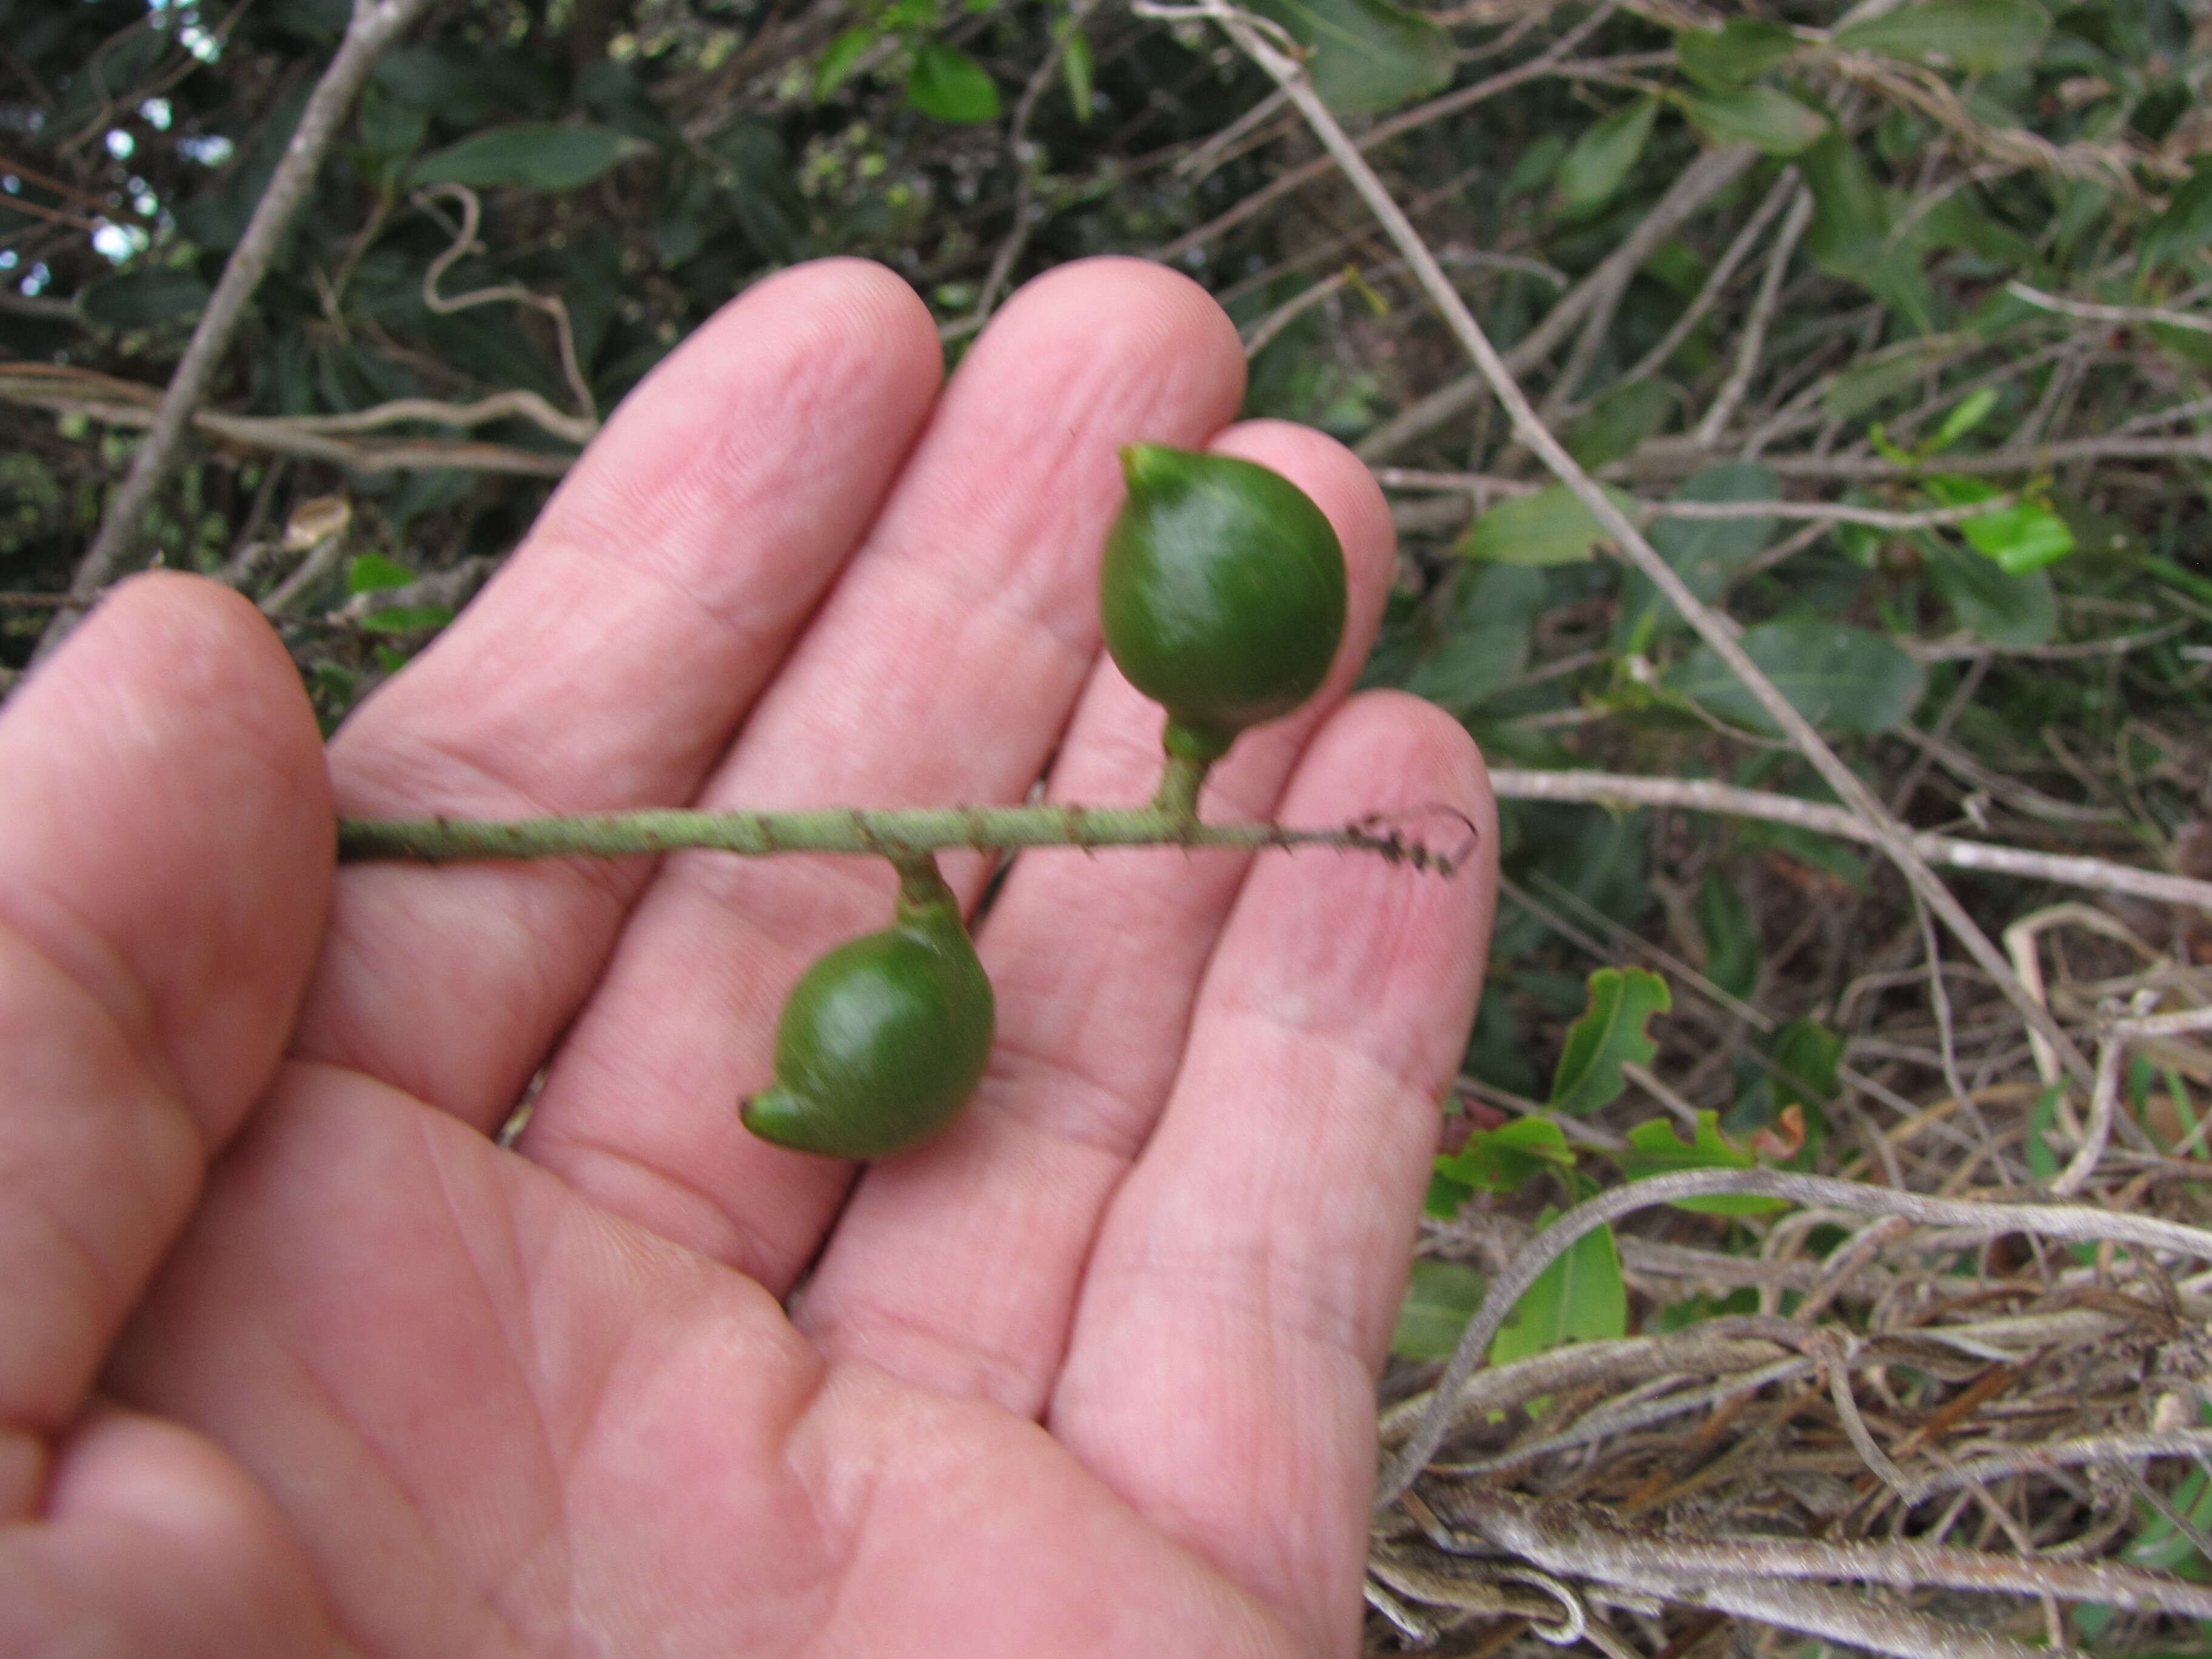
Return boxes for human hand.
[1,257,1496,1657]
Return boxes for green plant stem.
[1150,751,1212,821]
[337,800,1469,873]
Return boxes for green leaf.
[1801,129,1890,276]
[80,269,212,328]
[1434,1116,1575,1195]
[1392,1259,1487,1359]
[1822,344,1945,424]
[1555,97,1659,218]
[1490,1209,1626,1372]
[409,122,631,192]
[1669,620,1926,736]
[1677,16,1801,90]
[1768,1017,1840,1118]
[1681,86,1829,156]
[1549,967,1671,1116]
[1060,24,1094,122]
[1245,0,1455,115]
[1695,868,1760,1000]
[1923,475,2077,572]
[1458,483,1640,565]
[1832,0,2051,75]
[1925,535,2057,645]
[1617,1112,1786,1212]
[816,26,876,99]
[346,551,417,594]
[357,603,456,634]
[1925,386,1997,454]
[907,41,1002,122]
[1406,563,1544,711]
[2140,162,2212,281]
[1569,378,1671,471]
[1616,460,1778,648]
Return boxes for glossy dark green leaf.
[1392,1259,1487,1359]
[1246,0,1455,115]
[1550,967,1671,1116]
[907,40,1002,123]
[1681,85,1829,155]
[1676,16,1801,90]
[410,122,630,192]
[1832,0,2051,75]
[1555,96,1658,218]
[1669,620,1926,735]
[1801,129,1889,275]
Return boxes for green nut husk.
[741,867,995,1160]
[1099,443,1347,762]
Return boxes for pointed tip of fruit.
[1120,442,1182,490]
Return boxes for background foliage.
[9,0,2212,1651]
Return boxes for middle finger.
[517,258,1245,1289]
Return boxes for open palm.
[2,258,1495,1658]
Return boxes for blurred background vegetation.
[10,0,2212,1649]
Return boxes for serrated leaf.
[816,26,875,99]
[1832,0,2051,75]
[1617,1111,1786,1212]
[346,551,416,594]
[1392,1259,1487,1359]
[1458,483,1640,565]
[1434,1116,1575,1195]
[1555,97,1658,218]
[1677,16,1801,90]
[1489,1208,1626,1372]
[907,41,1002,123]
[1926,535,2057,644]
[1246,0,1455,115]
[409,122,631,192]
[1550,967,1671,1116]
[1669,620,1926,736]
[1681,86,1828,156]
[1695,868,1760,1000]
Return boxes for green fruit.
[1099,444,1347,762]
[742,874,995,1159]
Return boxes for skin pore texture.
[0,255,1496,1658]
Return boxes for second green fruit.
[741,868,995,1160]
[1099,444,1347,762]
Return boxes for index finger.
[293,261,943,1125]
